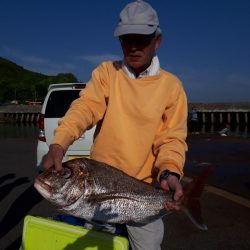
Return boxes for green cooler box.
[21,215,129,250]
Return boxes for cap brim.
[114,25,157,37]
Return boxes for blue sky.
[0,0,250,103]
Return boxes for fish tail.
[182,164,214,230]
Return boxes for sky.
[0,0,250,103]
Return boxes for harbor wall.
[0,103,250,125]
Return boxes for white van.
[36,83,95,171]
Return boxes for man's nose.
[129,45,138,52]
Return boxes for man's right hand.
[42,144,64,172]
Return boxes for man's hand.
[42,144,64,172]
[160,175,183,211]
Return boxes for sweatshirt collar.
[122,55,160,79]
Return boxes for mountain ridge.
[0,56,78,103]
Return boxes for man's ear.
[155,34,162,50]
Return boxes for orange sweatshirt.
[52,61,188,183]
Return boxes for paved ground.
[186,134,250,200]
[0,135,249,249]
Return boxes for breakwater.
[189,103,250,125]
[0,104,42,124]
[0,103,250,126]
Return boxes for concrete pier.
[3,112,41,123]
[189,103,250,125]
[1,103,250,126]
[197,111,250,125]
[0,104,41,124]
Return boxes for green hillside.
[0,57,78,103]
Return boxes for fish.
[34,158,213,230]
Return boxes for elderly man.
[43,0,188,249]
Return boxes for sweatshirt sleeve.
[51,62,110,151]
[153,83,188,180]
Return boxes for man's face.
[119,33,161,75]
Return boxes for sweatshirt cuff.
[51,131,74,152]
[157,163,184,181]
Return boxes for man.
[43,0,188,249]
[190,107,199,134]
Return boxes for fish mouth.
[34,179,51,198]
[35,178,51,191]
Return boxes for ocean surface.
[0,123,38,139]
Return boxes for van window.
[44,90,80,118]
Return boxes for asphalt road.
[0,136,250,250]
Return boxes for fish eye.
[62,168,71,179]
